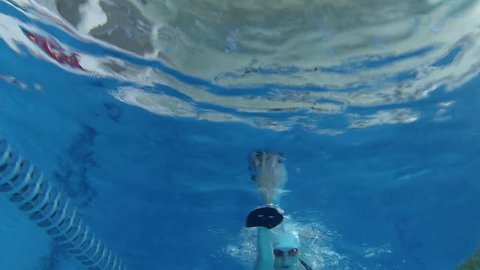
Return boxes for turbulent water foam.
[225,221,346,269]
[4,0,480,134]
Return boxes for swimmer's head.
[272,230,301,270]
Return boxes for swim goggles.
[273,248,299,257]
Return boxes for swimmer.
[246,151,313,270]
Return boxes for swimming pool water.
[1,1,480,269]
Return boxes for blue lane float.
[0,139,126,270]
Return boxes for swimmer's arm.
[254,227,274,270]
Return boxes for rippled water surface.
[0,0,480,269]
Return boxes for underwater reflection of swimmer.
[21,28,85,71]
[246,151,313,270]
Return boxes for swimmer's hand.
[246,205,284,229]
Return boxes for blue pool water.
[1,1,480,269]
